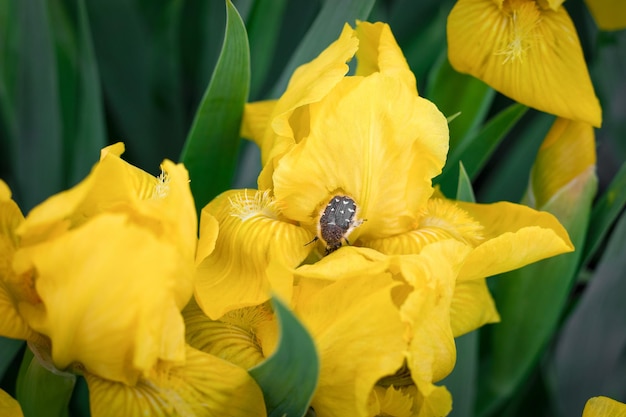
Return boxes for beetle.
[306,195,364,255]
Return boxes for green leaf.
[552,211,626,417]
[581,161,626,268]
[0,337,23,379]
[180,0,250,214]
[270,0,375,97]
[249,297,319,417]
[425,53,495,151]
[0,0,63,211]
[477,159,597,417]
[438,103,528,197]
[16,345,76,417]
[456,161,476,203]
[49,0,106,186]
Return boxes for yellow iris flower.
[192,21,573,416]
[583,396,626,417]
[447,0,602,127]
[0,388,23,417]
[0,144,265,417]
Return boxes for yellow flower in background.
[583,396,626,417]
[0,144,266,417]
[584,0,626,31]
[447,0,602,127]
[0,388,23,417]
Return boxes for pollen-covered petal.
[530,118,596,208]
[355,21,417,93]
[0,388,23,417]
[583,396,626,417]
[450,278,500,337]
[364,198,483,255]
[194,190,312,320]
[447,0,602,127]
[273,73,449,239]
[183,299,269,370]
[456,201,574,281]
[85,345,266,417]
[584,0,626,30]
[15,214,188,385]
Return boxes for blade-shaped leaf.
[552,211,626,417]
[438,103,528,197]
[180,0,250,214]
[456,161,476,203]
[249,297,319,417]
[270,0,375,97]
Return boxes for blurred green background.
[0,0,624,416]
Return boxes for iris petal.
[194,190,312,320]
[447,0,602,126]
[450,278,500,337]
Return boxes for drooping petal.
[456,201,574,281]
[355,21,417,93]
[85,345,266,417]
[194,190,312,320]
[293,271,406,417]
[447,0,602,126]
[364,198,483,255]
[450,278,500,337]
[584,0,626,30]
[273,73,449,240]
[582,396,626,417]
[15,214,188,385]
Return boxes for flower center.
[152,168,170,199]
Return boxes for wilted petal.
[447,0,602,126]
[273,74,448,240]
[194,190,312,319]
[456,201,573,281]
[15,214,188,385]
[86,346,266,417]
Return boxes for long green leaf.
[438,103,528,197]
[249,297,319,417]
[551,211,626,417]
[16,345,76,417]
[180,0,250,214]
[0,337,23,379]
[270,0,375,97]
[581,161,626,268]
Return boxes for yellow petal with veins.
[450,278,500,337]
[583,396,626,417]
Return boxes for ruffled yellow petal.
[293,272,405,417]
[530,118,596,208]
[450,278,500,337]
[85,345,266,417]
[456,201,574,281]
[15,214,188,385]
[368,386,414,417]
[273,73,449,240]
[254,24,359,188]
[0,181,37,341]
[584,0,626,30]
[447,0,602,127]
[583,396,626,417]
[183,298,269,369]
[194,190,312,320]
[0,388,23,417]
[355,21,417,93]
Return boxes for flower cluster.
[188,21,573,416]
